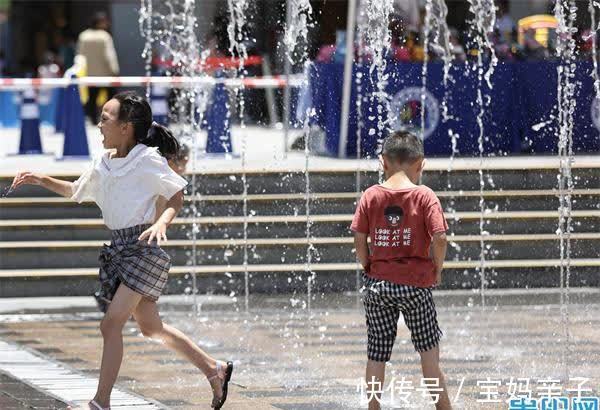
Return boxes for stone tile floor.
[1,290,600,409]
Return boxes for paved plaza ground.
[1,289,600,409]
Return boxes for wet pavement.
[1,289,600,409]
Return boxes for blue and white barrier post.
[61,75,89,158]
[18,89,43,154]
[206,70,232,154]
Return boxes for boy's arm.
[354,232,370,271]
[11,172,74,198]
[430,232,447,285]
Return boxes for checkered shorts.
[362,273,443,361]
[94,224,171,313]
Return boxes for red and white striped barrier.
[0,75,305,91]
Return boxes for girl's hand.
[138,222,168,245]
[11,172,43,191]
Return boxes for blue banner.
[309,61,599,157]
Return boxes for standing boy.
[351,131,452,410]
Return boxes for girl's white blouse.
[70,144,188,230]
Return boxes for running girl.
[10,91,233,409]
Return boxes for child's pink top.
[351,184,448,288]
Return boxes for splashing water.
[355,64,365,307]
[305,118,315,315]
[138,0,153,97]
[421,0,453,139]
[359,0,393,77]
[226,0,251,312]
[227,0,250,65]
[445,129,460,235]
[432,0,453,86]
[531,118,555,131]
[358,0,394,184]
[139,1,203,73]
[554,0,578,380]
[282,1,316,314]
[282,0,313,163]
[590,0,600,99]
[283,0,313,64]
[302,77,315,315]
[467,0,497,308]
[0,185,14,198]
[432,0,455,129]
[351,11,370,305]
[419,0,459,245]
[421,0,433,142]
[468,0,499,90]
[421,0,459,237]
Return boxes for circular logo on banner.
[388,87,440,140]
[591,96,600,131]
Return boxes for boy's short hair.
[382,131,424,164]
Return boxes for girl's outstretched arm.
[10,172,74,198]
[139,190,184,245]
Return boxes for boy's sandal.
[88,400,110,410]
[208,360,234,409]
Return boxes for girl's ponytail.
[143,121,180,159]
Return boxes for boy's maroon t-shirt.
[351,184,448,288]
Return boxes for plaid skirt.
[94,224,171,313]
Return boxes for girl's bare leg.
[133,299,223,397]
[93,285,143,407]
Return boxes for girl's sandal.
[88,400,110,410]
[66,401,110,410]
[208,360,234,409]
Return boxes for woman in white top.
[10,92,233,410]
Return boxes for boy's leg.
[419,346,452,410]
[365,360,386,410]
[94,284,143,407]
[402,288,450,409]
[363,293,400,410]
